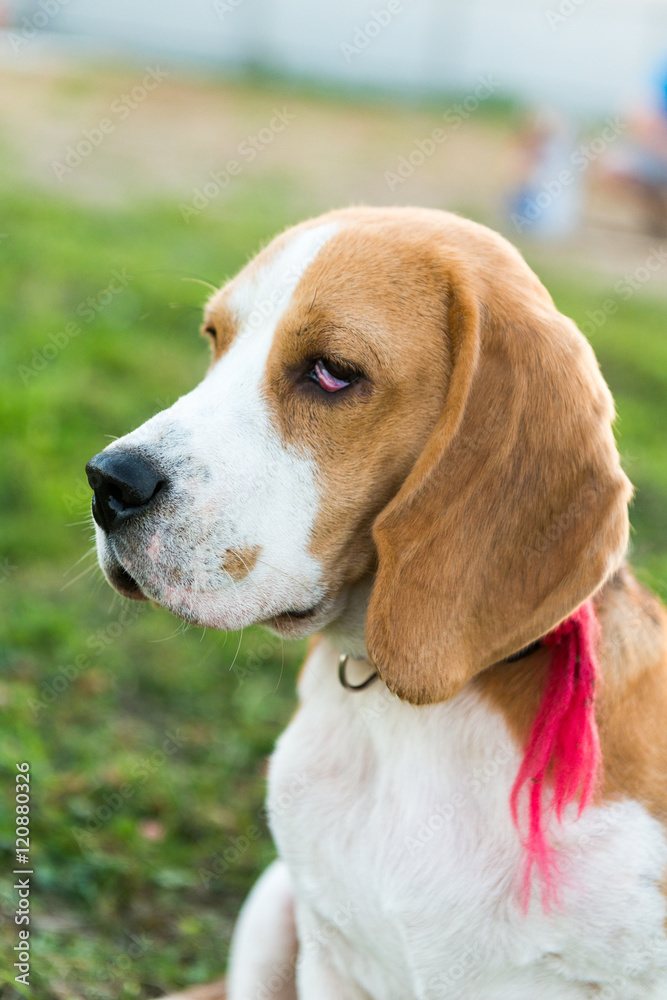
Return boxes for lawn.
[1,104,666,998]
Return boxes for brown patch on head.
[221,544,261,582]
[254,206,629,704]
[263,210,455,607]
[203,217,331,363]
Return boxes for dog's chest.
[267,644,667,999]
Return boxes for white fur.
[228,860,297,1000]
[94,223,339,631]
[231,639,667,1000]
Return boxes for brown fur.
[266,214,453,599]
[356,212,630,704]
[221,545,261,582]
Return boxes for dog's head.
[87,207,631,704]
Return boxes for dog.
[86,207,667,999]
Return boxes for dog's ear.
[366,248,631,705]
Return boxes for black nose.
[86,450,166,533]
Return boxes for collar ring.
[338,653,379,691]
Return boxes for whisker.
[254,555,312,590]
[150,619,192,643]
[228,627,245,675]
[60,561,99,591]
[132,267,220,292]
[219,564,242,599]
[63,546,97,574]
[216,566,248,674]
[272,637,287,694]
[181,276,219,294]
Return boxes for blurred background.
[1,1,667,997]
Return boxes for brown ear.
[366,246,632,705]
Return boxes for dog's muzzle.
[86,450,167,533]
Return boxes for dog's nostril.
[85,450,167,533]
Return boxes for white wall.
[6,0,667,114]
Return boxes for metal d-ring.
[338,653,379,691]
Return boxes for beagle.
[86,207,667,999]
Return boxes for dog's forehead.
[204,221,343,352]
[231,222,342,329]
[203,214,449,367]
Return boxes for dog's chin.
[99,547,337,636]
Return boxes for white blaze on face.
[95,222,340,630]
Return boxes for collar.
[338,639,543,692]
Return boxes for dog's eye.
[202,324,217,342]
[309,358,358,393]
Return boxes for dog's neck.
[322,574,546,671]
[321,576,374,661]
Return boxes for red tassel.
[510,599,602,910]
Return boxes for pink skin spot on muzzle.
[146,534,162,560]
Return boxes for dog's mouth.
[270,604,320,625]
[101,540,332,634]
[264,597,337,637]
[107,561,148,601]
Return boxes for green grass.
[0,170,666,999]
[0,183,308,998]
